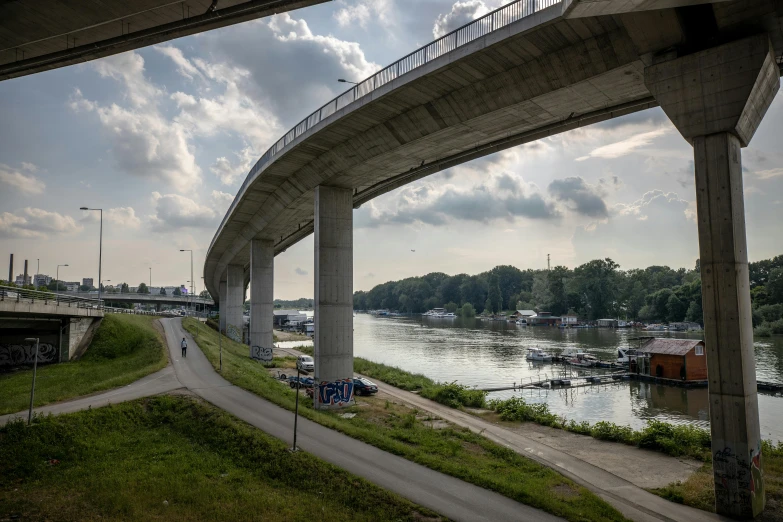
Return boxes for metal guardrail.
[211,0,563,251]
[0,285,103,310]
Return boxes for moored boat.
[526,347,553,362]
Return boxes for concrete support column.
[314,185,354,409]
[646,34,779,518]
[250,239,274,361]
[225,264,244,343]
[218,280,227,333]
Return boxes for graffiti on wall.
[226,324,242,343]
[713,440,765,516]
[0,343,58,368]
[250,345,273,362]
[317,379,354,407]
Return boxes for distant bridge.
[60,291,214,309]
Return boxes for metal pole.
[98,209,102,308]
[190,251,194,318]
[219,320,222,372]
[35,259,39,289]
[27,338,40,425]
[291,365,300,451]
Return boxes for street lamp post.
[24,337,40,425]
[149,267,152,289]
[56,264,68,303]
[80,207,103,308]
[35,258,39,289]
[180,250,193,317]
[337,78,358,85]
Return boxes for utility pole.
[547,254,550,271]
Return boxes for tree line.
[353,255,783,328]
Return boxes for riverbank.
[0,395,439,521]
[181,318,627,522]
[0,315,168,415]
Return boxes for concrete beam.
[645,34,780,147]
[562,0,730,18]
[314,186,354,409]
[249,239,274,361]
[225,265,244,343]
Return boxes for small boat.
[616,347,638,365]
[444,312,456,318]
[526,347,553,362]
[561,348,598,367]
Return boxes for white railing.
[0,284,103,310]
[212,0,562,249]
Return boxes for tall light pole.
[35,258,39,289]
[56,264,68,302]
[24,337,39,425]
[149,267,152,288]
[180,249,193,317]
[80,207,103,308]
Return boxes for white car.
[296,355,314,373]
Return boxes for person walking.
[181,337,188,358]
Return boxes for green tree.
[137,282,150,294]
[532,274,553,311]
[484,298,493,315]
[487,273,502,313]
[547,266,570,315]
[665,293,687,323]
[444,302,458,313]
[173,287,182,296]
[766,267,783,304]
[160,287,167,296]
[121,283,130,294]
[460,303,476,317]
[573,258,620,320]
[685,299,703,325]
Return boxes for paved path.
[3,318,561,522]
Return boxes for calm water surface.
[353,314,783,442]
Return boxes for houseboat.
[526,347,554,362]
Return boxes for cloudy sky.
[1,0,782,299]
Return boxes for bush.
[769,318,783,335]
[460,303,476,318]
[757,303,783,323]
[421,381,487,408]
[755,324,773,337]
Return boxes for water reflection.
[354,314,783,441]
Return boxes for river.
[351,314,783,442]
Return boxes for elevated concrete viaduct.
[200,0,782,516]
[0,0,329,82]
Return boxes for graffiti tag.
[317,379,354,407]
[226,324,242,343]
[0,343,58,368]
[250,345,273,362]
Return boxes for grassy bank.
[0,395,437,521]
[182,318,627,522]
[652,441,783,521]
[0,314,167,415]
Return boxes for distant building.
[527,312,560,327]
[65,281,80,292]
[14,273,32,285]
[34,274,52,287]
[669,322,703,331]
[634,338,707,381]
[509,310,537,320]
[274,309,307,327]
[561,314,578,325]
[83,278,94,287]
[597,318,619,328]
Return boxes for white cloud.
[576,128,669,161]
[154,45,204,81]
[433,0,490,38]
[210,146,256,186]
[335,0,393,28]
[268,14,380,81]
[81,207,141,229]
[92,51,161,108]
[0,208,81,239]
[148,192,218,231]
[752,168,783,179]
[211,190,234,216]
[0,164,45,194]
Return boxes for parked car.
[353,378,378,396]
[288,375,314,389]
[296,355,314,372]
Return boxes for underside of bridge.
[0,0,329,81]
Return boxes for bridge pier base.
[250,239,274,360]
[313,186,354,409]
[219,281,227,333]
[225,265,244,343]
[646,34,779,519]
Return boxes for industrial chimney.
[8,254,12,284]
[23,259,28,287]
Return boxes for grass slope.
[0,314,167,415]
[183,318,627,522]
[0,395,438,521]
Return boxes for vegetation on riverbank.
[489,396,711,460]
[651,441,783,520]
[182,318,627,522]
[0,314,167,415]
[0,396,437,521]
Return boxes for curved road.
[3,318,561,522]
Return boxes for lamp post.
[35,258,39,289]
[180,249,193,317]
[337,78,358,85]
[56,264,68,302]
[24,337,39,425]
[149,267,152,289]
[80,207,103,308]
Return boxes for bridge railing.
[0,284,104,310]
[213,0,562,249]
